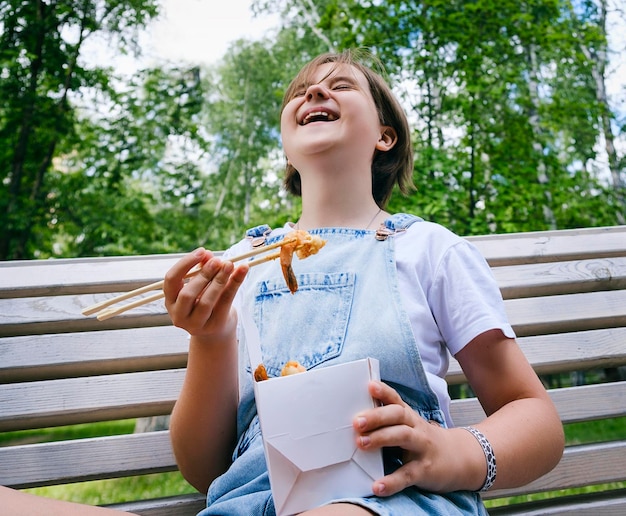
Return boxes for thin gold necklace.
[295,207,382,230]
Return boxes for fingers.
[372,464,421,497]
[355,408,420,453]
[369,380,406,406]
[191,259,248,327]
[163,248,248,335]
[355,382,417,436]
[163,247,212,304]
[353,381,445,497]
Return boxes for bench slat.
[493,256,626,299]
[108,494,206,516]
[0,294,171,337]
[2,319,623,387]
[3,287,625,339]
[505,290,626,336]
[488,489,626,515]
[0,254,184,299]
[3,370,622,434]
[467,225,626,266]
[0,431,175,489]
[450,381,626,426]
[447,327,626,383]
[484,440,626,498]
[0,370,185,432]
[2,226,624,299]
[2,429,623,500]
[0,326,189,383]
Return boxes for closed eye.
[329,75,358,91]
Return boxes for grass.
[3,415,625,507]
[0,420,136,446]
[0,419,196,505]
[563,416,626,444]
[24,472,196,506]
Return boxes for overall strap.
[375,213,423,240]
[244,215,422,244]
[245,224,273,247]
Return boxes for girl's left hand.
[353,381,475,496]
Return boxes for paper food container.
[253,357,383,516]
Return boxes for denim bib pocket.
[252,271,355,377]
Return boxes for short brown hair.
[281,49,414,208]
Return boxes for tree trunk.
[576,0,624,223]
[0,2,48,259]
[526,41,557,229]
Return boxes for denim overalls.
[200,215,487,516]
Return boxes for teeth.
[307,111,327,120]
[303,111,335,124]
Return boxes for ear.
[375,126,398,152]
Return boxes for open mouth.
[300,110,339,125]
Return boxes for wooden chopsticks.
[82,238,293,321]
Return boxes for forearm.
[430,397,562,494]
[169,334,239,493]
[454,332,565,492]
[471,396,564,490]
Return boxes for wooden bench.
[1,225,625,515]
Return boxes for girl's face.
[280,62,390,171]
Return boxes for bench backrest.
[1,225,625,514]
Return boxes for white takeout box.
[253,357,383,516]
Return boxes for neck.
[296,195,384,230]
[292,152,384,229]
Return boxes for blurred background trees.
[1,0,624,260]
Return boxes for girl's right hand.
[163,248,249,340]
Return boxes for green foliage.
[1,0,624,260]
[48,65,210,256]
[307,0,624,235]
[0,0,160,259]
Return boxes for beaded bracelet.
[462,426,497,491]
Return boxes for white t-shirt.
[393,221,515,424]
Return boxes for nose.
[305,83,329,101]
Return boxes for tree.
[3,0,623,261]
[0,0,159,259]
[563,0,625,223]
[199,40,286,246]
[49,65,208,257]
[255,0,625,235]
